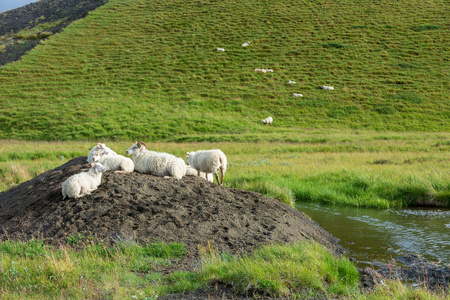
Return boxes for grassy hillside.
[0,0,448,141]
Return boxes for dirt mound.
[0,156,340,255]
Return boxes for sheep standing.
[87,143,117,163]
[186,149,227,185]
[62,163,106,199]
[241,41,251,47]
[92,150,134,173]
[185,165,214,182]
[126,141,186,179]
[261,116,273,125]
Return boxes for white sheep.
[293,93,303,97]
[241,41,251,47]
[92,150,134,173]
[185,165,214,182]
[254,68,274,73]
[216,48,225,52]
[288,80,296,84]
[186,149,227,185]
[261,116,273,125]
[321,85,334,90]
[126,141,186,179]
[87,143,117,164]
[62,163,106,199]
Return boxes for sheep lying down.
[62,163,106,199]
[91,150,134,173]
[87,143,117,164]
[126,141,186,179]
[186,149,227,185]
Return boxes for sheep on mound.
[186,149,227,185]
[126,141,186,179]
[62,162,106,199]
[0,156,341,256]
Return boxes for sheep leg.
[114,170,127,173]
[220,167,225,185]
[214,172,220,185]
[197,170,201,177]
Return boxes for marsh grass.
[1,132,448,208]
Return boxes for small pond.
[296,202,450,267]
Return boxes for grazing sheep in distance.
[62,163,106,199]
[87,143,117,164]
[185,165,214,182]
[126,141,186,179]
[92,150,134,173]
[288,80,296,84]
[321,85,334,90]
[216,48,225,52]
[293,93,303,97]
[186,149,227,185]
[255,68,273,73]
[261,116,273,125]
[241,41,251,47]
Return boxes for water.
[296,202,450,267]
[0,0,38,13]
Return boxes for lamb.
[185,165,214,182]
[216,48,225,52]
[293,93,303,97]
[241,41,251,47]
[261,116,273,125]
[320,85,334,90]
[288,80,296,84]
[91,150,134,173]
[87,143,117,163]
[126,141,186,179]
[62,163,106,199]
[186,149,227,185]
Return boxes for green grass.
[0,0,448,141]
[1,239,448,299]
[1,132,449,208]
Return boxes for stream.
[296,202,450,268]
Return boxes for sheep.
[186,149,227,185]
[91,150,134,173]
[241,41,251,47]
[320,85,334,90]
[185,165,214,182]
[216,48,225,52]
[293,93,303,97]
[126,141,186,179]
[261,116,273,125]
[62,163,106,199]
[288,80,296,84]
[255,68,274,73]
[87,143,117,164]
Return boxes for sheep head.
[126,141,146,157]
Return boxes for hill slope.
[0,0,448,141]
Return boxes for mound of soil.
[0,156,341,256]
[0,0,107,66]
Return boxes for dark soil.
[0,156,341,255]
[0,0,107,66]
